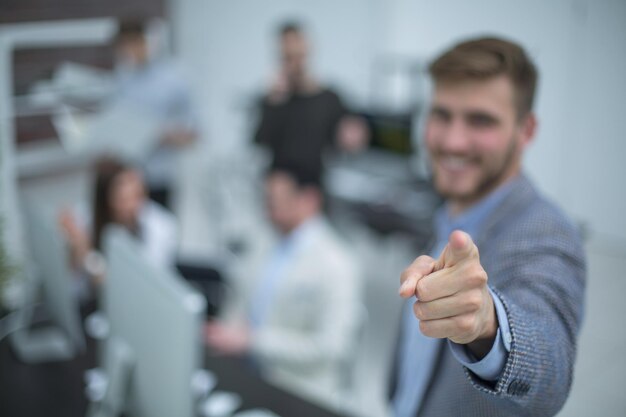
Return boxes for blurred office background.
[1,1,625,416]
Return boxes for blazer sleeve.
[464,214,586,416]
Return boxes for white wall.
[169,0,376,155]
[564,0,626,244]
[169,0,626,243]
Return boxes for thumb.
[399,255,436,298]
[440,230,475,268]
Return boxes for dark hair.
[278,20,304,37]
[267,159,322,191]
[115,19,147,43]
[429,36,538,118]
[92,157,135,250]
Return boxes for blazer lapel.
[476,175,536,248]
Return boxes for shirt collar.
[435,176,520,242]
[278,215,323,253]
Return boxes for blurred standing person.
[254,22,368,175]
[206,162,362,408]
[390,37,586,417]
[114,19,198,209]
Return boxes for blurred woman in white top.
[59,157,178,300]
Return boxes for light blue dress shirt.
[248,217,321,329]
[392,179,517,417]
[115,58,197,188]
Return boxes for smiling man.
[390,37,586,417]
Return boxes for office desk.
[205,355,352,417]
[0,320,354,417]
[0,310,97,417]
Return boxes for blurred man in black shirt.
[254,22,368,174]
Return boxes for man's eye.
[468,116,496,127]
[430,111,450,122]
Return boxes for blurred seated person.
[206,162,362,408]
[59,157,178,300]
[114,19,198,208]
[254,21,369,174]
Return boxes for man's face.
[425,75,534,209]
[265,172,302,234]
[116,36,149,67]
[280,32,309,86]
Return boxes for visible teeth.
[441,156,470,169]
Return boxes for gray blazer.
[390,175,587,417]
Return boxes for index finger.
[436,230,477,269]
[399,255,436,298]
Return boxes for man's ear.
[519,112,537,149]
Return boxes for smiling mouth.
[437,155,477,173]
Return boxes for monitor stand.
[86,337,135,417]
[8,273,79,363]
[85,336,212,417]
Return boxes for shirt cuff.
[448,287,511,381]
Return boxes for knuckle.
[477,268,488,284]
[415,279,428,300]
[467,265,487,286]
[411,256,434,275]
[413,302,427,320]
[452,334,471,345]
[466,292,483,311]
[456,315,474,333]
[416,255,432,265]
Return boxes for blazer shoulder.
[487,178,581,245]
[482,184,586,275]
[297,222,359,280]
[514,191,582,244]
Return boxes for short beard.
[434,136,519,205]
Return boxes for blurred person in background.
[391,37,586,417]
[113,19,198,209]
[205,161,362,408]
[254,21,369,175]
[59,157,178,301]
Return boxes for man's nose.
[440,120,470,153]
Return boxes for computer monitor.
[98,226,206,417]
[9,206,86,363]
[360,112,414,156]
[54,100,161,161]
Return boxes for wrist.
[467,295,498,359]
[83,250,107,279]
